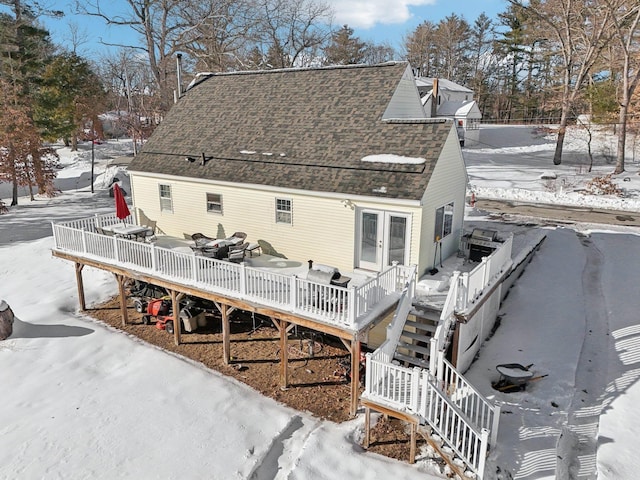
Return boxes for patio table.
[103,223,153,241]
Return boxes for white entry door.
[357,209,410,271]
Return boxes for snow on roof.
[415,77,473,93]
[361,154,426,164]
[437,100,481,118]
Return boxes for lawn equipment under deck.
[142,297,207,334]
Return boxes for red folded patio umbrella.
[113,183,130,222]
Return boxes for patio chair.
[201,244,230,260]
[226,232,247,245]
[139,221,157,242]
[138,227,156,242]
[191,232,216,248]
[227,242,249,263]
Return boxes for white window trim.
[206,193,223,214]
[435,201,454,241]
[275,197,292,225]
[159,184,173,213]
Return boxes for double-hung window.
[159,184,173,212]
[206,193,223,214]
[275,198,292,224]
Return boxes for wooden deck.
[51,214,415,415]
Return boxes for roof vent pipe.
[175,53,183,102]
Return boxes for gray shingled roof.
[130,62,453,201]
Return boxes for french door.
[357,209,410,271]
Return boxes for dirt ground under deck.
[88,297,420,462]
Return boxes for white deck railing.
[457,235,513,309]
[51,215,414,330]
[365,235,514,477]
[437,357,500,445]
[363,351,490,478]
[418,371,490,478]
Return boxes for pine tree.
[0,4,58,204]
[33,53,106,150]
[323,25,367,65]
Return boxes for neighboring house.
[98,111,128,138]
[128,62,467,278]
[416,77,482,146]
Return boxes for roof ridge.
[186,61,407,90]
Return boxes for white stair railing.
[418,370,490,478]
[436,357,500,446]
[364,353,492,479]
[365,237,518,478]
[378,274,416,359]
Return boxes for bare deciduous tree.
[97,49,162,151]
[508,0,614,164]
[602,0,640,174]
[404,20,439,78]
[253,0,334,68]
[77,0,190,112]
[177,0,259,71]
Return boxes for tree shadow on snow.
[10,317,94,339]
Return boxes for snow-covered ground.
[1,125,640,479]
[466,124,640,212]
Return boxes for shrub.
[584,174,623,196]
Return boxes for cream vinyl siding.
[418,126,468,276]
[382,65,427,120]
[131,173,423,272]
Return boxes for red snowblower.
[141,297,207,334]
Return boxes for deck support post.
[339,336,362,417]
[170,290,185,346]
[222,303,231,364]
[74,263,86,311]
[364,406,371,448]
[114,273,128,326]
[350,337,361,417]
[409,422,417,464]
[272,317,292,389]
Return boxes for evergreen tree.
[0,10,52,98]
[34,53,106,150]
[0,4,58,204]
[323,25,367,65]
[494,4,529,121]
[468,14,495,118]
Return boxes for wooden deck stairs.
[393,309,438,370]
[418,425,470,479]
[363,285,496,479]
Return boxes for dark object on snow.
[108,178,127,198]
[0,300,14,340]
[491,363,548,393]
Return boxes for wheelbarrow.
[492,363,548,392]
